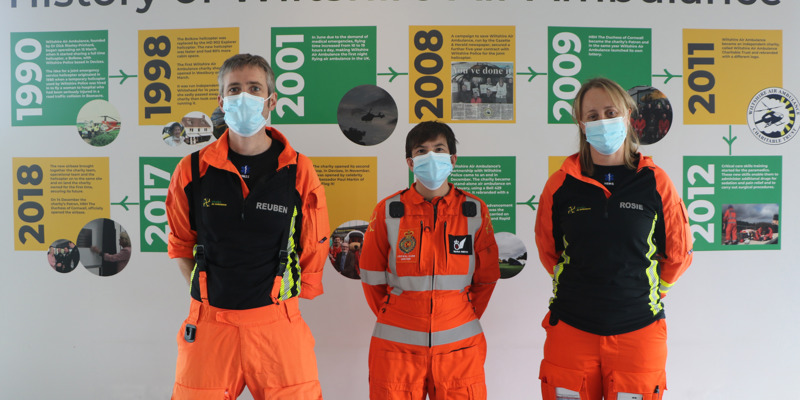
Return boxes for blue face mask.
[222,92,269,137]
[412,152,453,190]
[584,116,627,155]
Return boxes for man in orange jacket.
[359,121,500,399]
[166,53,329,400]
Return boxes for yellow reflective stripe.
[550,235,570,305]
[279,205,300,300]
[190,245,199,294]
[644,214,662,315]
[659,278,674,294]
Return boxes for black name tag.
[448,234,473,255]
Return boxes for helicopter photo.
[360,108,385,122]
[98,115,121,133]
[337,85,398,145]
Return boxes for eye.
[228,87,240,94]
[607,109,618,118]
[585,113,598,121]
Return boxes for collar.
[405,182,460,207]
[560,152,653,192]
[204,127,298,173]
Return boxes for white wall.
[1,1,797,399]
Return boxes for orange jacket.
[360,183,499,346]
[723,208,737,224]
[166,128,329,301]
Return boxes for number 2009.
[551,32,582,122]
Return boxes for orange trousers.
[172,297,322,400]
[368,333,487,400]
[539,312,667,400]
[725,222,737,243]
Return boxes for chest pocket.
[384,196,482,292]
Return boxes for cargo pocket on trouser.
[431,343,487,400]
[171,382,231,400]
[606,370,666,400]
[539,360,589,400]
[369,348,427,400]
[263,380,322,400]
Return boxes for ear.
[406,157,414,172]
[218,95,225,112]
[265,92,278,112]
[450,154,457,167]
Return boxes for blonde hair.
[119,231,131,248]
[571,77,639,176]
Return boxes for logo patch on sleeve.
[448,235,473,255]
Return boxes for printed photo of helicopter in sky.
[337,85,398,146]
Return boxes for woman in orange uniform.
[534,78,693,400]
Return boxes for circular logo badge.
[747,87,799,145]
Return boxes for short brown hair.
[217,53,275,96]
[405,121,458,159]
[571,77,639,175]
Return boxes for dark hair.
[405,121,458,159]
[169,122,183,135]
[217,53,275,96]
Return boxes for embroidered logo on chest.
[567,205,591,214]
[398,230,416,254]
[449,234,473,255]
[203,198,227,207]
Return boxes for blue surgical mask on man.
[583,116,627,155]
[222,92,269,137]
[412,152,453,190]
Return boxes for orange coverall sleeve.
[470,200,500,319]
[534,171,567,277]
[296,155,330,300]
[166,155,197,261]
[359,202,390,317]
[654,167,693,297]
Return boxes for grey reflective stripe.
[360,269,387,286]
[383,195,484,293]
[372,319,483,347]
[384,194,403,294]
[462,198,482,286]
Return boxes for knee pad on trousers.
[539,360,588,400]
[172,382,232,400]
[606,370,666,400]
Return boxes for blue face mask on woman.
[583,116,627,155]
[412,152,453,190]
[222,92,269,137]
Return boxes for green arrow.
[516,193,538,212]
[652,68,681,85]
[722,125,737,156]
[517,67,546,82]
[377,67,408,83]
[110,69,137,85]
[112,195,139,211]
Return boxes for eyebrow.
[226,81,264,89]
